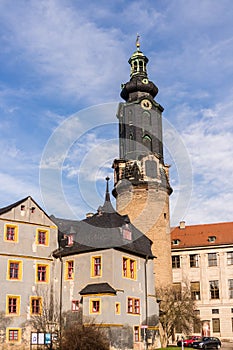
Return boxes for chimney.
[179,220,186,229]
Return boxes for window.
[229,279,233,298]
[227,252,233,265]
[6,295,20,315]
[143,135,152,152]
[30,297,42,315]
[91,256,102,277]
[134,326,140,342]
[212,318,220,333]
[190,254,199,268]
[36,229,49,246]
[193,310,201,333]
[212,309,219,314]
[208,253,217,267]
[210,280,219,299]
[172,283,181,300]
[7,328,21,342]
[122,257,137,280]
[8,260,22,281]
[64,234,74,246]
[172,255,180,268]
[191,282,201,300]
[127,298,140,314]
[90,299,100,314]
[72,300,79,312]
[36,264,49,283]
[4,224,18,242]
[65,260,74,280]
[172,239,180,245]
[122,225,132,240]
[115,302,121,315]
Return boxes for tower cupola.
[120,36,158,102]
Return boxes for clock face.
[141,99,152,110]
[142,78,148,84]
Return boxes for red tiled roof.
[171,222,233,249]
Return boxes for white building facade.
[171,221,233,340]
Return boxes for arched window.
[139,60,143,72]
[143,135,152,152]
[143,111,151,127]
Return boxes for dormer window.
[208,236,216,242]
[122,224,132,241]
[172,239,180,245]
[65,234,73,246]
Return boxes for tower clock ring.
[140,99,152,110]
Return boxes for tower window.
[143,135,152,152]
[129,133,134,152]
[145,160,157,178]
[139,60,143,72]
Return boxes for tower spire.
[136,33,140,51]
[105,176,110,202]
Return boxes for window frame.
[122,256,137,280]
[208,253,217,267]
[7,260,23,281]
[6,295,20,316]
[228,279,233,298]
[134,326,140,342]
[191,281,201,300]
[36,263,49,283]
[72,300,79,312]
[65,260,74,280]
[36,229,49,246]
[190,254,199,268]
[209,280,220,299]
[172,255,180,268]
[127,297,140,315]
[89,298,101,314]
[91,256,102,277]
[30,296,42,315]
[7,328,21,343]
[212,318,220,333]
[115,302,121,315]
[4,224,18,243]
[227,252,233,265]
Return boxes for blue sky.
[0,0,232,226]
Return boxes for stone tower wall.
[116,183,172,287]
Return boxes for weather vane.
[136,33,140,50]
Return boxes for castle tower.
[112,38,173,286]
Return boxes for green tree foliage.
[156,284,201,347]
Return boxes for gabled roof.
[0,196,29,215]
[0,196,54,222]
[52,178,154,259]
[80,282,116,295]
[171,222,233,249]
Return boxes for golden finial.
[136,33,140,51]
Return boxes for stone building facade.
[52,178,160,349]
[0,196,58,348]
[171,221,233,340]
